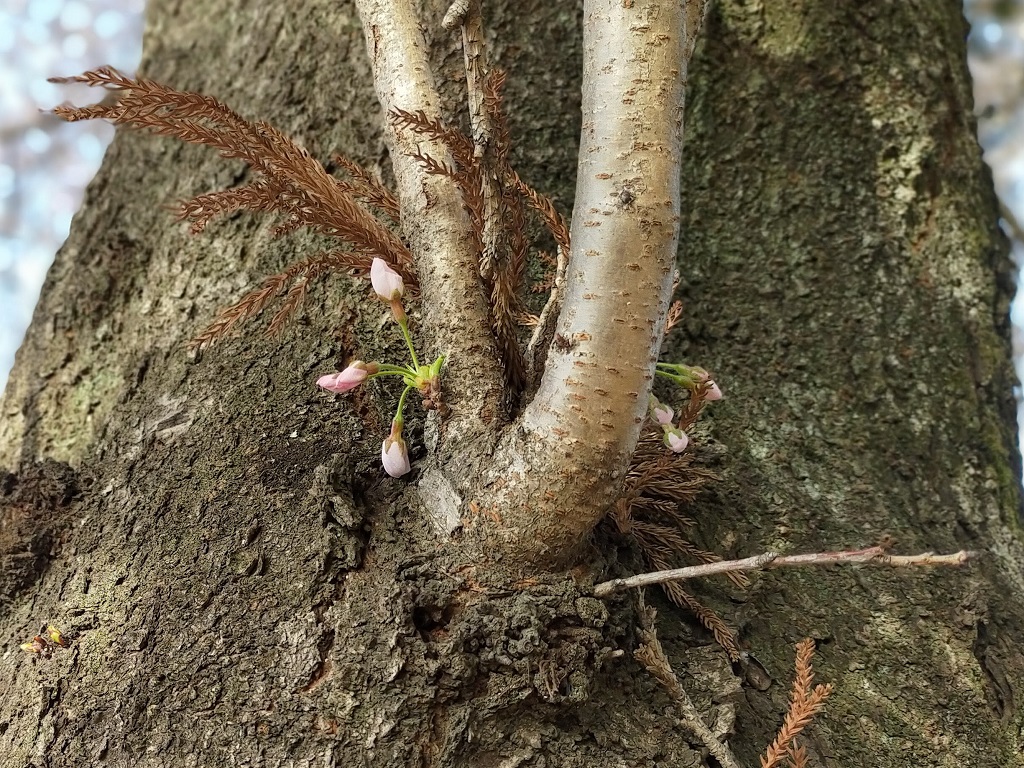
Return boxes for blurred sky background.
[1,1,1023,425]
[1,0,144,390]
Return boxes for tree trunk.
[1,0,1022,766]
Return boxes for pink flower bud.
[703,380,723,401]
[317,361,374,393]
[650,399,674,425]
[370,258,404,301]
[381,431,411,477]
[663,428,689,453]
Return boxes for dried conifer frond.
[787,740,809,768]
[612,424,744,659]
[51,67,420,346]
[389,107,475,170]
[508,171,571,259]
[408,149,462,182]
[634,603,743,768]
[480,70,570,262]
[189,251,363,350]
[664,300,684,333]
[760,639,833,768]
[392,102,530,394]
[176,178,284,234]
[658,558,742,662]
[331,154,400,223]
[52,68,414,272]
[530,250,559,295]
[498,181,529,302]
[267,277,313,337]
[483,69,512,166]
[631,521,746,589]
[481,70,530,329]
[390,80,572,396]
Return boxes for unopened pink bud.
[652,402,674,425]
[703,380,723,401]
[317,361,372,393]
[370,258,404,301]
[663,428,689,453]
[381,431,411,477]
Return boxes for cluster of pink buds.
[315,258,444,478]
[649,362,723,453]
[649,395,690,453]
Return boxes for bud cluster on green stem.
[315,258,443,477]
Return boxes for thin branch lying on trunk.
[635,601,743,768]
[593,546,976,597]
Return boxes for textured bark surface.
[0,1,1022,767]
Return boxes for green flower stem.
[655,362,703,390]
[374,363,416,374]
[397,318,420,370]
[367,370,414,380]
[395,383,414,422]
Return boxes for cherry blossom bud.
[317,361,375,393]
[381,430,411,477]
[703,380,723,401]
[370,258,404,301]
[663,428,689,454]
[649,396,674,425]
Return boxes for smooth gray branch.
[487,0,709,562]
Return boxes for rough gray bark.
[0,1,1021,767]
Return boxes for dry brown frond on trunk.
[508,170,571,260]
[661,567,743,662]
[176,178,284,234]
[483,69,512,167]
[331,154,401,223]
[787,740,810,768]
[392,98,560,397]
[389,107,476,169]
[388,69,575,399]
[53,69,412,265]
[51,68,416,344]
[761,639,833,768]
[611,422,744,660]
[664,300,684,333]
[189,251,362,349]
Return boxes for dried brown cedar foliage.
[50,67,412,347]
[190,252,361,349]
[761,639,834,768]
[611,415,744,661]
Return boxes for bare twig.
[593,546,976,597]
[635,602,742,768]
